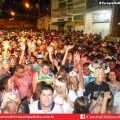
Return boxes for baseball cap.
[25,60,32,65]
[2,59,10,65]
[37,54,44,59]
[69,71,78,78]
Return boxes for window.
[59,1,66,8]
[58,19,64,21]
[68,18,72,21]
[74,15,84,20]
[68,0,73,3]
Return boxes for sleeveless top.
[37,70,54,85]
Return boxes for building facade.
[51,0,118,38]
[51,0,86,31]
[85,0,113,38]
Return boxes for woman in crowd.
[73,96,89,113]
[107,70,120,95]
[89,91,114,113]
[0,76,21,105]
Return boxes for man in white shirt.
[29,84,64,113]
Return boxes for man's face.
[109,62,116,70]
[25,64,33,71]
[40,90,53,108]
[83,66,91,76]
[37,59,43,66]
[15,68,24,78]
[10,59,16,66]
[42,65,50,75]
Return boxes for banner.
[0,114,120,120]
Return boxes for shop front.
[85,9,112,38]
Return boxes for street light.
[25,3,30,9]
[10,11,15,16]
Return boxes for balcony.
[52,8,67,17]
[73,6,85,13]
[73,0,85,5]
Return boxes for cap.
[25,60,32,65]
[2,59,10,65]
[1,92,18,109]
[55,79,65,87]
[69,71,78,78]
[37,54,44,59]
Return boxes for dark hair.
[33,81,47,101]
[40,84,54,94]
[83,62,90,68]
[0,76,11,91]
[108,70,118,81]
[15,64,24,72]
[100,91,113,110]
[41,61,51,67]
[89,54,95,61]
[96,53,103,59]
[73,96,89,114]
[109,59,116,63]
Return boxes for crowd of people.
[0,29,120,114]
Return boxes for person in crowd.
[107,70,120,95]
[29,84,64,113]
[11,64,31,99]
[109,59,120,81]
[9,55,17,76]
[82,63,95,85]
[89,91,113,113]
[84,64,110,101]
[1,92,18,113]
[32,61,54,93]
[33,54,44,70]
[0,76,21,105]
[0,60,11,80]
[73,96,89,114]
[30,81,47,103]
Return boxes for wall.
[0,19,34,29]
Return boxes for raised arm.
[100,91,112,114]
[32,72,38,94]
[78,64,85,88]
[47,45,54,63]
[2,41,9,60]
[61,45,74,66]
[19,42,25,64]
[27,41,32,60]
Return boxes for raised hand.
[20,42,26,51]
[47,45,53,53]
[28,41,32,49]
[74,52,80,63]
[104,91,112,100]
[67,45,74,50]
[2,41,9,49]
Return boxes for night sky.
[0,0,51,20]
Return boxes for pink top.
[11,74,31,98]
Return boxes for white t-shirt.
[29,100,64,113]
[68,88,84,102]
[54,88,84,113]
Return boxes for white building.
[85,0,113,38]
[51,0,86,31]
[51,0,114,38]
